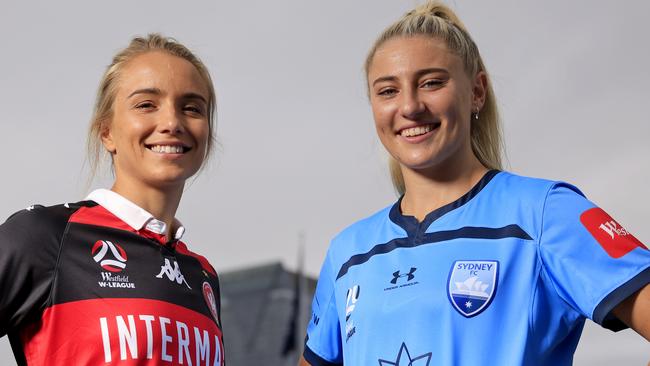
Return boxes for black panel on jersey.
[336,225,532,280]
[53,222,219,321]
[0,203,87,335]
[0,202,94,366]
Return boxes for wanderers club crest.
[447,260,498,317]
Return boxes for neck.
[110,177,184,238]
[400,153,488,222]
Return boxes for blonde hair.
[87,33,217,179]
[365,2,503,195]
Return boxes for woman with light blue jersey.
[300,2,649,365]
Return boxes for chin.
[146,170,197,188]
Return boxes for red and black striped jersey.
[0,190,224,365]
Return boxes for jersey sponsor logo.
[385,267,420,291]
[99,314,223,365]
[447,260,499,318]
[378,342,432,366]
[202,282,220,327]
[580,207,647,258]
[93,240,128,272]
[156,258,192,289]
[345,285,360,342]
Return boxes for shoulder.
[327,204,394,259]
[1,201,94,250]
[3,202,81,234]
[491,171,586,204]
[175,242,218,277]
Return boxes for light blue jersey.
[304,171,650,365]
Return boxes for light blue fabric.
[304,171,650,366]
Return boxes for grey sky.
[0,0,648,363]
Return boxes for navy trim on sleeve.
[303,345,342,366]
[593,266,650,331]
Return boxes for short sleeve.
[0,207,65,336]
[538,183,650,331]
[303,249,343,366]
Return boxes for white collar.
[85,189,185,240]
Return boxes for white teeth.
[400,124,434,137]
[149,145,184,154]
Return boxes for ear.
[472,70,488,112]
[99,120,117,154]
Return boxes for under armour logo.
[156,258,191,289]
[391,267,417,284]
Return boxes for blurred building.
[220,262,316,365]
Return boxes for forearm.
[612,283,650,341]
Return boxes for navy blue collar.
[389,170,500,237]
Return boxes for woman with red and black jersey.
[0,34,225,365]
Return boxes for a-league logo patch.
[447,260,498,318]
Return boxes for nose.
[399,89,425,119]
[159,105,185,135]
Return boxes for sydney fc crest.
[447,260,498,318]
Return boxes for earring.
[472,111,479,120]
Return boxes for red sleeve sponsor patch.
[580,207,647,258]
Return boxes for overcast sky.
[1,0,648,363]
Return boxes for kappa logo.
[580,207,647,258]
[344,285,360,342]
[379,342,432,366]
[92,240,128,272]
[447,260,498,318]
[156,258,191,289]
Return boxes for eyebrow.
[372,68,449,87]
[127,88,208,104]
[128,88,162,99]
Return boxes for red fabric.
[70,206,135,233]
[580,207,647,258]
[176,242,217,276]
[21,298,224,365]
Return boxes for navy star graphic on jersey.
[378,342,432,366]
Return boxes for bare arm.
[298,356,311,366]
[612,283,650,341]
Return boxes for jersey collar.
[86,189,185,240]
[389,170,500,236]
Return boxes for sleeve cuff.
[303,344,342,366]
[592,266,650,331]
